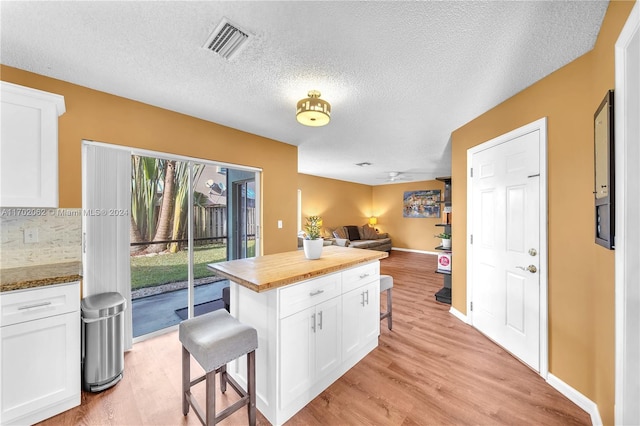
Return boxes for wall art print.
[403,190,441,218]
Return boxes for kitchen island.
[208,246,388,425]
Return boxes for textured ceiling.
[0,1,608,185]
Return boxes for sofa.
[331,224,392,252]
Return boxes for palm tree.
[168,163,204,253]
[146,160,176,253]
[131,156,162,253]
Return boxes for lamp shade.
[296,90,331,126]
[369,216,378,226]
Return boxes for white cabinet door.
[280,307,315,408]
[0,311,80,425]
[0,82,65,207]
[342,281,380,360]
[279,296,341,409]
[315,297,341,379]
[360,281,380,343]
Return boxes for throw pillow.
[332,227,347,239]
[362,224,379,240]
[345,225,361,241]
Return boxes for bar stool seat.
[380,274,393,330]
[179,309,258,425]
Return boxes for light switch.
[277,220,283,229]
[24,228,39,244]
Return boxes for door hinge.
[470,234,473,244]
[470,301,473,311]
[470,168,473,178]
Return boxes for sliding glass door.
[230,177,256,260]
[128,154,260,339]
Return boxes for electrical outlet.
[23,228,39,244]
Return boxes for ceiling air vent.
[203,18,251,60]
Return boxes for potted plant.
[302,215,323,259]
[435,232,451,249]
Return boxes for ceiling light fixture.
[356,162,372,167]
[296,90,331,127]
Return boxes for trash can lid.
[81,292,126,319]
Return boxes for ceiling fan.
[377,171,410,183]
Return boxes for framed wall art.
[403,190,440,218]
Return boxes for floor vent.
[203,18,251,60]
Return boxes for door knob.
[516,265,537,273]
[528,248,537,256]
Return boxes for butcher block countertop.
[0,261,82,293]
[208,245,388,293]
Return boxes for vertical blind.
[82,143,133,350]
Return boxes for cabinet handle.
[359,273,370,279]
[18,301,52,310]
[309,289,324,297]
[361,292,365,307]
[311,313,316,333]
[318,311,323,330]
[364,290,369,305]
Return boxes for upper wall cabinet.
[1,82,66,207]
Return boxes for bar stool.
[380,274,393,330]
[179,309,258,425]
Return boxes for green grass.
[130,241,256,290]
[130,244,227,290]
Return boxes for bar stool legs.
[380,274,393,330]
[179,309,258,426]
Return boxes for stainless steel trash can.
[81,292,126,392]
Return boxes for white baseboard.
[547,373,602,426]
[449,306,469,324]
[391,247,438,255]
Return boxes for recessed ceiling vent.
[203,18,251,60]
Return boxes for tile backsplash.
[0,209,82,269]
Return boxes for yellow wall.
[450,2,635,424]
[373,180,446,251]
[0,66,299,255]
[298,174,372,236]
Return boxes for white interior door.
[468,120,546,372]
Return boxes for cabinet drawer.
[279,273,341,318]
[0,282,80,327]
[342,262,379,293]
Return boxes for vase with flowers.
[301,215,323,259]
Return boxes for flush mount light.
[296,90,331,126]
[356,162,372,167]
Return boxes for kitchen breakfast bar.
[208,245,388,425]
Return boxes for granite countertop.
[0,261,82,293]
[208,245,388,293]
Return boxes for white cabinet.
[0,282,80,425]
[0,82,65,207]
[229,261,380,426]
[279,296,341,408]
[342,262,380,360]
[342,280,380,360]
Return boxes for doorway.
[467,118,548,375]
[82,141,262,342]
[230,177,256,260]
[129,157,260,338]
[614,2,640,423]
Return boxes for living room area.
[297,173,448,255]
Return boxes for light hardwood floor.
[39,251,590,425]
